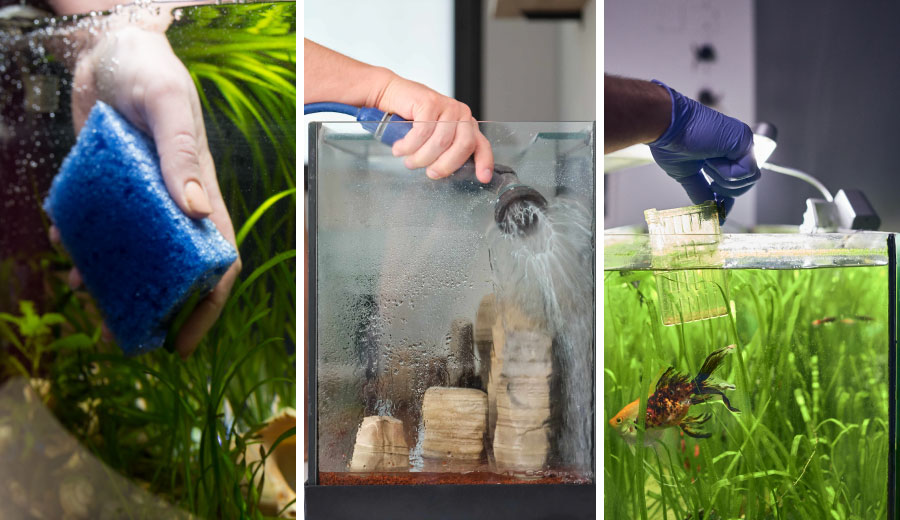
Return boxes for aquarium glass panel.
[604,231,895,519]
[312,120,595,485]
[0,3,296,519]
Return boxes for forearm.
[604,74,672,153]
[304,38,396,107]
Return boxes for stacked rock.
[348,416,409,472]
[490,306,553,473]
[421,387,488,464]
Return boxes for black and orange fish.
[610,345,740,445]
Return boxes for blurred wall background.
[755,0,900,231]
[604,0,756,230]
[605,1,900,232]
[482,0,595,121]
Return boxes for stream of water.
[488,195,594,476]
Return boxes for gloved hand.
[648,80,760,223]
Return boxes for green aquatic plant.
[605,266,891,519]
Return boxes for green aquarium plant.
[605,264,891,520]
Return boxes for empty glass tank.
[309,121,595,485]
[604,232,896,519]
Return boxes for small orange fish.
[610,345,740,445]
[812,315,874,326]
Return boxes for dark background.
[756,0,900,230]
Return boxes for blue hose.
[303,102,359,116]
[304,102,412,145]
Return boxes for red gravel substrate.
[318,471,589,486]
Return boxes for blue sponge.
[45,102,237,356]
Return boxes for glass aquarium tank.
[605,230,897,519]
[307,120,595,518]
[0,2,295,519]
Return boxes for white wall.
[304,0,454,97]
[558,0,596,122]
[604,0,756,230]
[303,0,455,162]
[482,0,596,122]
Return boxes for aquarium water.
[605,264,891,519]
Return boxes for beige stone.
[243,409,297,519]
[488,304,541,442]
[348,416,409,472]
[422,387,488,461]
[489,310,553,473]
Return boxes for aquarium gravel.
[44,101,237,356]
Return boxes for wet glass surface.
[0,3,296,518]
[312,121,595,484]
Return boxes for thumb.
[143,83,212,219]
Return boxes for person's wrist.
[365,66,399,110]
[647,80,678,147]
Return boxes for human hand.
[51,25,240,359]
[374,74,494,183]
[648,80,760,221]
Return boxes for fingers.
[472,126,494,184]
[49,226,84,290]
[704,153,760,188]
[392,119,438,158]
[716,196,735,222]
[383,82,490,181]
[676,172,737,224]
[67,269,83,290]
[175,259,241,360]
[49,225,60,245]
[423,120,480,180]
[404,115,460,177]
[141,74,212,219]
[676,173,717,206]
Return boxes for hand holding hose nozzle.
[305,102,547,235]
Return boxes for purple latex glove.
[648,80,760,223]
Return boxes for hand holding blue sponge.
[44,102,237,356]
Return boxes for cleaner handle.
[306,102,497,185]
[356,107,413,146]
[356,106,501,188]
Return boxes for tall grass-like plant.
[605,266,890,519]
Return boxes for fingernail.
[68,269,82,290]
[101,323,113,341]
[482,168,493,182]
[184,180,212,215]
[426,169,439,179]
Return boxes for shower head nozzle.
[492,166,547,235]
